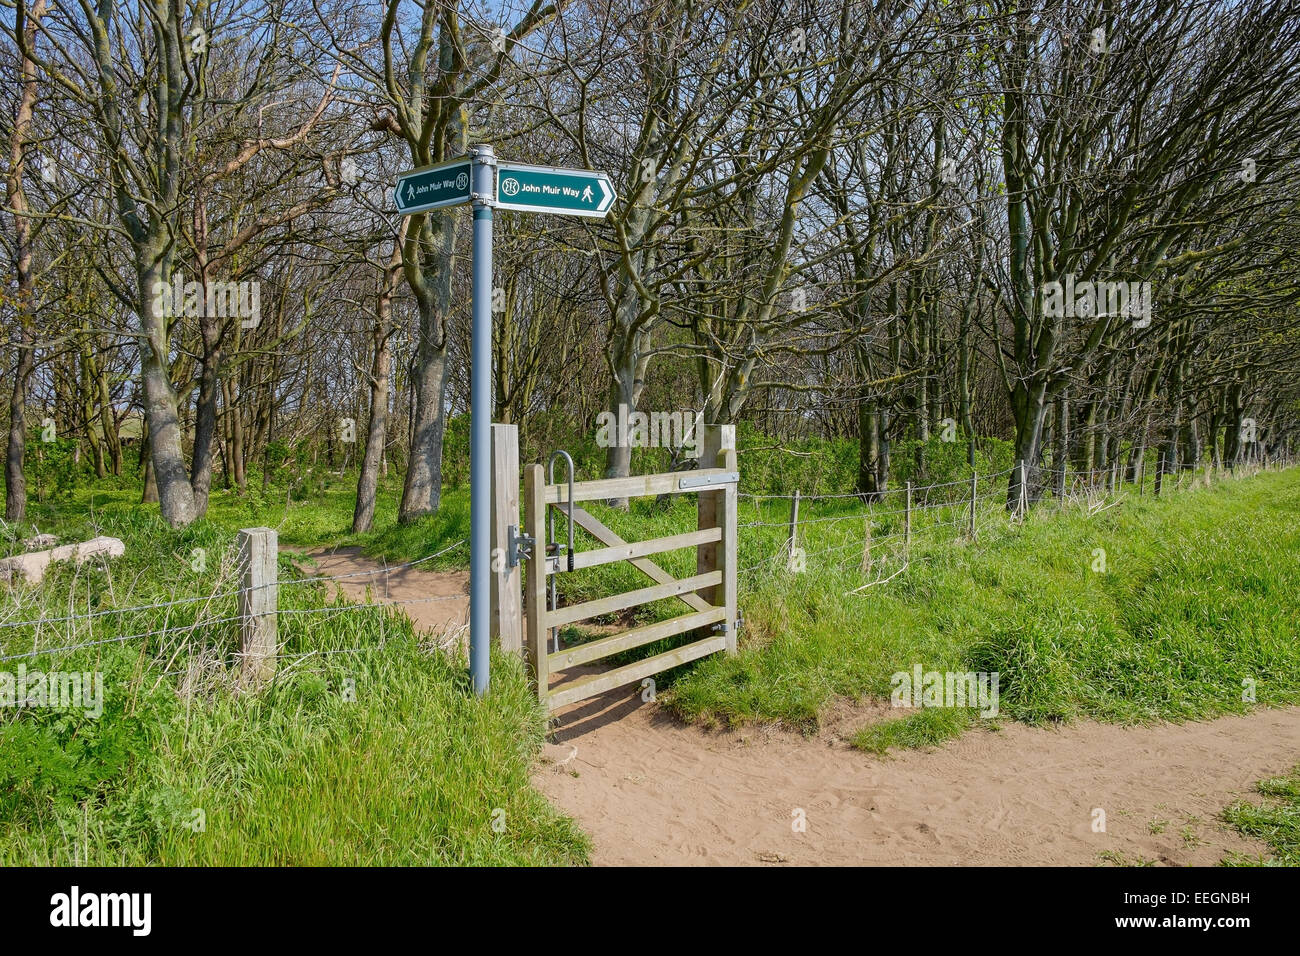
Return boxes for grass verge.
[1222,765,1300,866]
[0,512,586,865]
[667,466,1300,749]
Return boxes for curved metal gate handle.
[546,450,576,652]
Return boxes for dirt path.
[287,546,470,639]
[281,547,1296,866]
[535,692,1298,865]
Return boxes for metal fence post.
[786,489,801,572]
[968,469,977,539]
[861,515,873,573]
[904,480,912,559]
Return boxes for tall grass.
[669,465,1300,744]
[0,512,587,865]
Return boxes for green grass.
[8,441,1293,860]
[851,707,978,754]
[1222,765,1300,866]
[17,469,472,569]
[665,465,1300,749]
[0,510,586,865]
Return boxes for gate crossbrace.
[563,506,712,614]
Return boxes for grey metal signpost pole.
[469,144,495,695]
[395,148,612,697]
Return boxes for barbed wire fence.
[0,535,472,687]
[0,449,1291,684]
[735,453,1295,593]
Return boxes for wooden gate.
[523,425,738,711]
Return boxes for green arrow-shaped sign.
[395,157,472,213]
[495,162,616,217]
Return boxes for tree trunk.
[601,341,647,509]
[1053,392,1069,496]
[856,402,891,502]
[3,0,44,523]
[5,331,35,523]
[1007,375,1049,509]
[398,313,450,523]
[189,295,223,518]
[97,353,122,475]
[354,237,403,533]
[79,337,107,478]
[137,256,196,525]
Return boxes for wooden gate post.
[698,424,738,654]
[523,464,548,703]
[238,527,278,687]
[490,423,522,654]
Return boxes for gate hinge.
[507,526,535,568]
[712,609,743,634]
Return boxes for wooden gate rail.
[542,468,737,505]
[523,424,738,712]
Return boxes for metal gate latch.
[507,526,535,568]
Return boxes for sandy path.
[279,547,1296,866]
[535,691,1299,866]
[287,546,470,638]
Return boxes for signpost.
[394,148,617,695]
[495,162,617,217]
[394,157,472,214]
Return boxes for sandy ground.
[281,547,1296,866]
[287,546,469,641]
[535,691,1298,866]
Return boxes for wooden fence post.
[968,469,977,539]
[490,423,522,655]
[786,489,801,572]
[238,527,278,687]
[1017,460,1028,516]
[904,480,912,559]
[698,424,738,653]
[523,464,548,704]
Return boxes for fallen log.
[0,536,126,586]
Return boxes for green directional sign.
[495,162,617,217]
[394,157,472,214]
